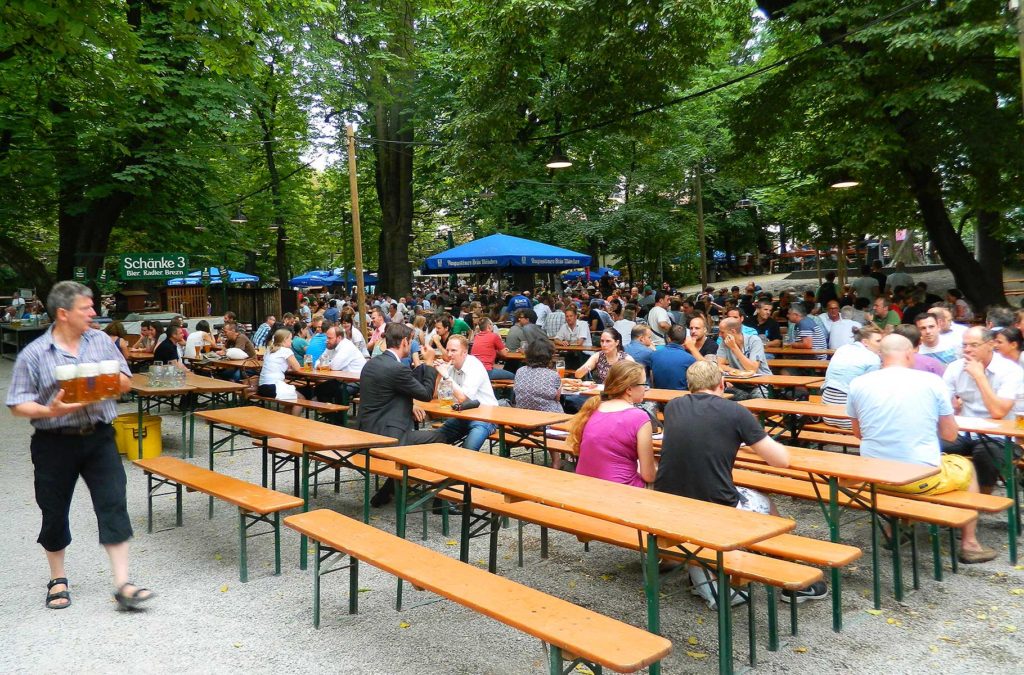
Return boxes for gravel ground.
[3,267,1024,674]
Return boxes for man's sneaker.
[781,581,829,604]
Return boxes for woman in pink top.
[471,317,515,380]
[568,361,656,488]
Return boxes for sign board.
[119,253,189,281]
[98,269,108,282]
[73,267,87,281]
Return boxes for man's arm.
[724,334,758,371]
[937,414,958,442]
[11,391,84,420]
[964,359,1015,419]
[748,436,790,468]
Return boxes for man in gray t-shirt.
[717,318,771,399]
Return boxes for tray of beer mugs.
[54,361,122,403]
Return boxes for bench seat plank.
[134,456,303,514]
[286,509,672,673]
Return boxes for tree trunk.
[898,159,1004,308]
[371,2,415,296]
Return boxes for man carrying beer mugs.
[6,281,154,611]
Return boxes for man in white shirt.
[435,335,497,451]
[916,312,959,365]
[818,300,841,336]
[646,291,673,347]
[828,306,861,349]
[554,306,591,346]
[847,334,996,563]
[533,294,551,327]
[11,290,25,317]
[941,326,1024,493]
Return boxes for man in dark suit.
[359,322,445,506]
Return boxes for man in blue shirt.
[626,325,656,380]
[252,314,276,348]
[650,325,697,391]
[506,291,531,315]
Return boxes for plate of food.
[726,370,758,379]
[561,378,596,393]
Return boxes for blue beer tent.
[421,233,591,273]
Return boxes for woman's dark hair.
[195,320,210,333]
[602,327,624,352]
[1000,327,1023,353]
[523,337,555,369]
[292,320,307,335]
[947,288,964,300]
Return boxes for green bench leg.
[540,526,549,559]
[208,424,215,520]
[314,541,322,629]
[300,451,310,571]
[176,484,183,527]
[146,472,154,534]
[872,488,882,608]
[239,510,248,583]
[1005,440,1019,565]
[748,583,757,667]
[459,484,473,563]
[949,528,958,574]
[274,512,281,576]
[548,645,562,675]
[642,532,662,675]
[930,525,943,581]
[488,514,500,573]
[517,520,524,567]
[767,587,778,651]
[911,524,920,590]
[396,468,409,611]
[790,591,798,635]
[349,557,359,615]
[828,477,843,631]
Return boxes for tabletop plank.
[417,400,572,428]
[194,406,398,450]
[372,443,794,550]
[739,398,850,418]
[736,446,937,485]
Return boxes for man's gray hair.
[789,302,808,318]
[986,306,1014,330]
[840,305,855,320]
[47,281,92,319]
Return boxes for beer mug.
[55,364,79,404]
[77,363,100,402]
[555,357,566,379]
[99,360,121,399]
[438,378,454,410]
[303,354,313,371]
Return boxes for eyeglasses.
[962,341,988,349]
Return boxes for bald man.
[847,334,996,564]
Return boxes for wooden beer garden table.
[416,399,571,459]
[764,358,830,371]
[371,442,796,675]
[763,347,834,357]
[0,322,49,361]
[129,372,247,460]
[193,406,398,570]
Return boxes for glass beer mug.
[55,364,79,404]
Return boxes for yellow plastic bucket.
[113,413,162,458]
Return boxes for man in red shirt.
[470,317,515,380]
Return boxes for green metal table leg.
[180,400,187,458]
[717,551,734,675]
[748,583,757,667]
[548,645,562,675]
[273,512,281,575]
[189,403,196,458]
[892,518,904,601]
[828,477,843,631]
[396,467,409,611]
[871,484,882,609]
[313,541,321,628]
[930,524,943,581]
[239,510,248,583]
[459,484,473,563]
[137,396,145,460]
[498,426,509,458]
[911,524,920,590]
[643,532,662,675]
[349,557,359,614]
[361,448,370,524]
[1005,440,1019,565]
[767,587,778,651]
[300,449,310,571]
[208,423,215,519]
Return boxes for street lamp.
[545,142,572,169]
[829,174,860,189]
[229,207,248,224]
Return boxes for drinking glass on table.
[554,356,566,379]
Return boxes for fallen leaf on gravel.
[793,647,807,654]
[1004,625,1017,633]
[599,574,615,581]
[976,613,988,620]
[685,651,708,659]
[399,621,411,629]
[1010,589,1024,595]
[687,637,698,646]
[929,646,939,653]
[865,609,882,616]
[214,553,222,561]
[886,618,902,626]
[696,617,704,625]
[568,579,577,589]
[445,540,457,546]
[1014,565,1024,571]
[220,585,229,593]
[475,559,486,566]
[573,665,594,675]
[939,637,959,643]
[233,643,241,648]
[358,588,372,593]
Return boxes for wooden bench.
[285,509,673,674]
[343,453,855,655]
[133,456,303,581]
[772,428,861,450]
[249,394,348,423]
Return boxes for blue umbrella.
[561,266,621,282]
[166,267,259,286]
[421,233,590,273]
[289,270,338,286]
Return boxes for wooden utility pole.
[694,167,708,289]
[346,124,368,338]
